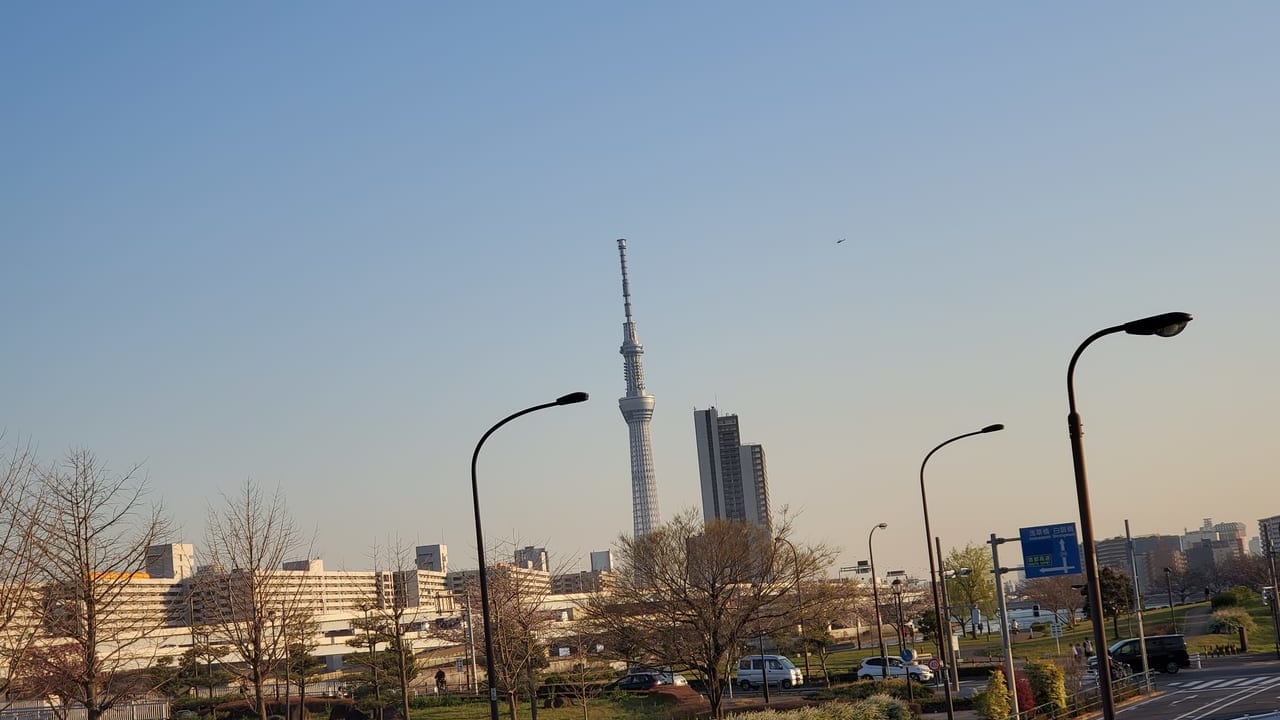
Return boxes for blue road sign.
[1019,522,1081,579]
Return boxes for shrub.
[1211,586,1260,609]
[1023,659,1067,713]
[832,678,931,702]
[1014,675,1034,714]
[1209,607,1257,634]
[974,669,1011,720]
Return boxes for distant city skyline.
[3,4,1278,578]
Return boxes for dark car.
[602,672,666,692]
[1089,634,1190,674]
[1111,634,1190,674]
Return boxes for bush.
[1209,607,1257,634]
[1023,659,1067,713]
[1211,586,1260,609]
[974,669,1011,720]
[833,678,930,702]
[1014,675,1034,714]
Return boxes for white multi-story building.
[694,407,771,528]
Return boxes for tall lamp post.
[1067,311,1192,720]
[775,536,810,681]
[1164,567,1176,632]
[920,424,1004,720]
[869,523,889,679]
[472,392,589,720]
[891,578,914,703]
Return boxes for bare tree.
[25,450,171,720]
[201,480,309,720]
[1019,574,1085,628]
[580,509,834,719]
[448,551,556,720]
[349,540,422,720]
[0,439,42,707]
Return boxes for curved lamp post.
[775,536,810,681]
[869,523,889,679]
[471,392,589,720]
[920,423,1003,720]
[1068,311,1191,720]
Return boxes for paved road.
[1119,660,1280,720]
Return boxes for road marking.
[1174,676,1280,691]
[1166,677,1280,720]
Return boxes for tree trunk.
[506,689,519,720]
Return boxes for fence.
[1,701,169,720]
[1013,670,1157,719]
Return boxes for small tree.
[944,544,996,638]
[1023,659,1067,714]
[1097,567,1133,640]
[975,669,1011,720]
[287,639,325,720]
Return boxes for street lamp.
[920,423,1003,720]
[869,522,889,679]
[471,392,589,720]
[1164,567,1176,632]
[775,536,810,682]
[891,578,914,703]
[1067,311,1192,720]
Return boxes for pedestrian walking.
[1071,643,1082,664]
[435,669,447,693]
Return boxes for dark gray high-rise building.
[694,407,771,528]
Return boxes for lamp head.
[1164,567,1172,573]
[981,423,1004,433]
[876,522,888,529]
[555,391,589,405]
[1122,312,1192,338]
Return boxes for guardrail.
[1014,670,1157,720]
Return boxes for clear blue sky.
[3,3,1276,578]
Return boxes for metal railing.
[1,701,170,720]
[1013,670,1156,719]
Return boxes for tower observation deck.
[616,239,661,537]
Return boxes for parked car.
[602,672,667,692]
[635,669,688,686]
[1109,634,1190,674]
[736,654,804,689]
[857,656,934,682]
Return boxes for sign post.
[1019,523,1081,579]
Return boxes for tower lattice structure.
[616,238,661,537]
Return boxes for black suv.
[1107,634,1190,674]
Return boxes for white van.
[736,654,803,689]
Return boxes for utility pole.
[989,534,1019,719]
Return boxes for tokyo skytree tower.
[616,239,661,537]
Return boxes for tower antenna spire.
[618,238,634,323]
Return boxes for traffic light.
[1033,604,1040,617]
